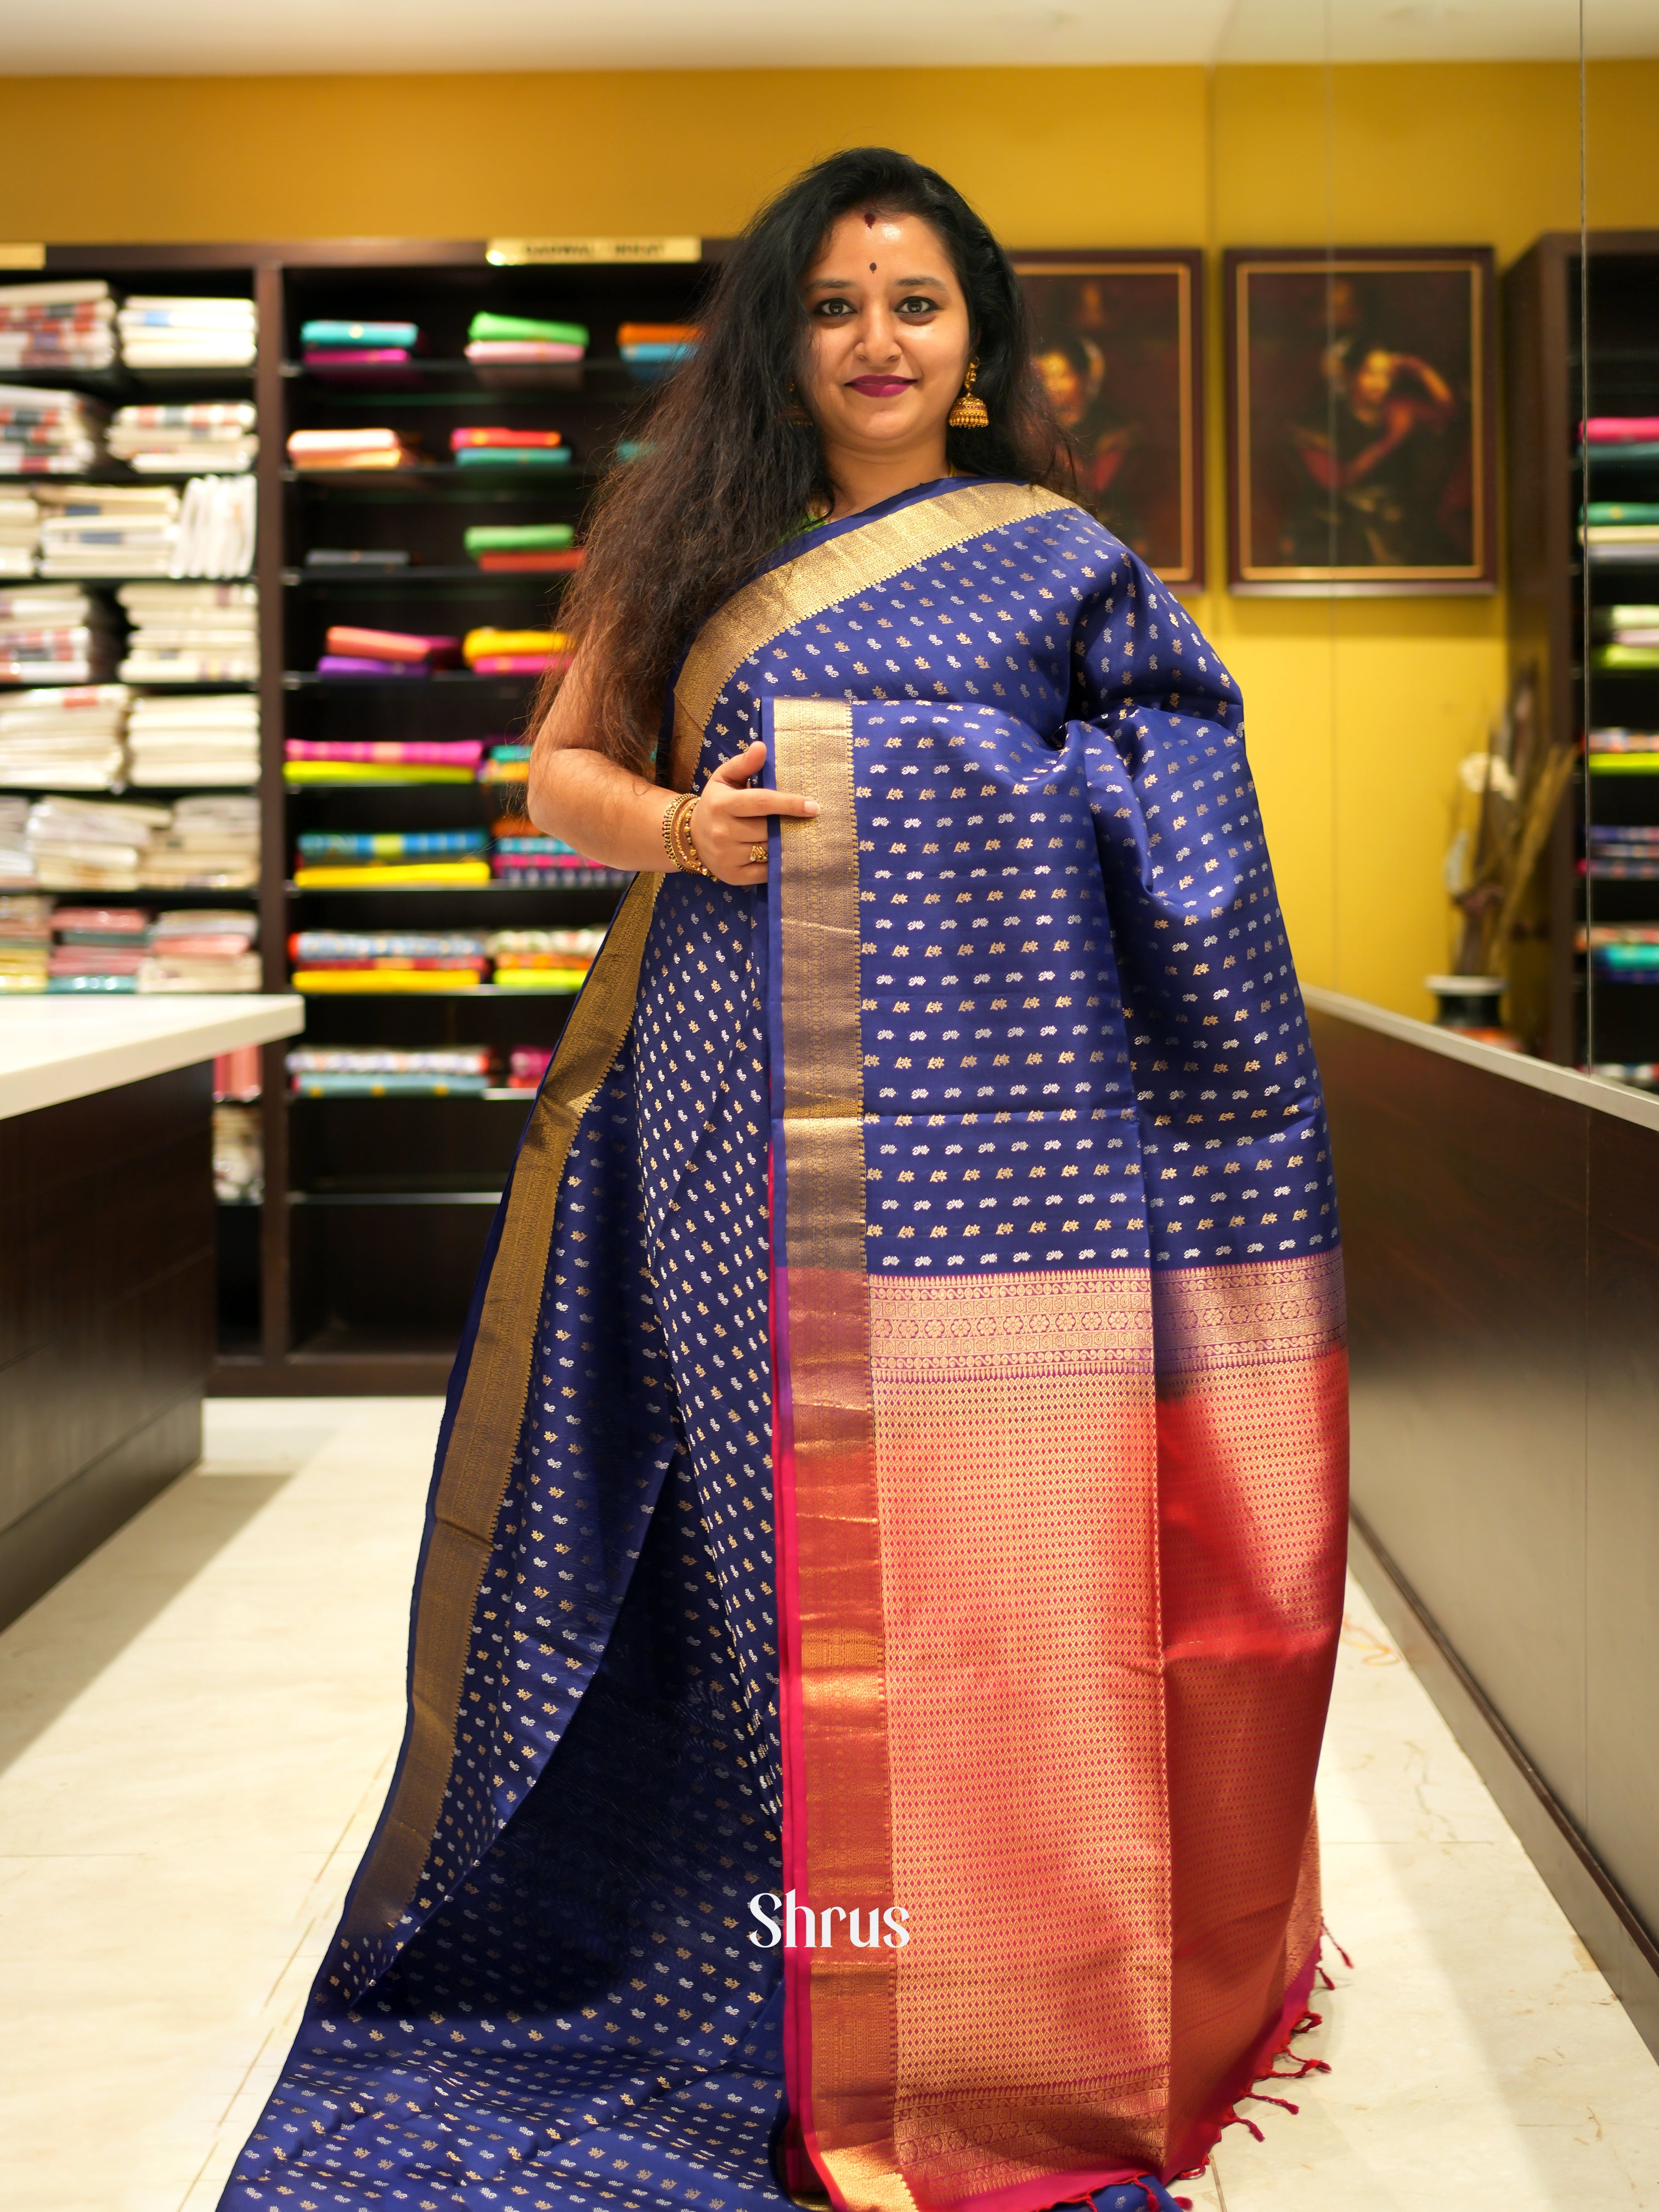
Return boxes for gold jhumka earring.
[947,357,990,428]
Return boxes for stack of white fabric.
[0,587,117,682]
[172,476,255,578]
[117,296,257,370]
[117,581,258,681]
[36,486,180,577]
[0,494,40,577]
[0,386,108,476]
[0,683,129,788]
[0,282,116,371]
[139,906,260,991]
[107,403,257,474]
[126,690,259,786]
[144,795,260,888]
[0,800,34,887]
[25,794,169,891]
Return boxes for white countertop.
[0,994,303,1120]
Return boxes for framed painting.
[1224,245,1497,594]
[1013,249,1205,589]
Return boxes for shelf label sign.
[0,243,46,269]
[486,236,701,267]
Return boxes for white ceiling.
[0,0,1651,72]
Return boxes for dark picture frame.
[1224,245,1497,595]
[1012,249,1205,589]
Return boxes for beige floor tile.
[3,1400,1658,2212]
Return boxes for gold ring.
[748,841,767,867]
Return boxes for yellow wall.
[1,61,1655,1013]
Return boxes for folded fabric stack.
[47,905,150,992]
[284,737,481,786]
[450,427,571,471]
[36,484,180,578]
[300,319,422,374]
[26,795,170,890]
[618,322,699,385]
[1581,924,1659,980]
[318,623,461,678]
[489,926,605,990]
[0,386,109,475]
[0,890,51,985]
[288,427,423,472]
[465,313,586,368]
[462,522,581,573]
[138,906,260,991]
[0,589,117,681]
[491,834,617,888]
[213,1102,263,1201]
[0,682,128,786]
[287,1046,496,1097]
[303,548,410,572]
[127,691,260,785]
[1588,727,1659,772]
[1584,415,1659,462]
[478,741,531,783]
[506,1045,555,1090]
[294,826,490,888]
[463,626,569,677]
[1593,599,1659,668]
[118,580,259,681]
[0,283,116,371]
[213,1045,263,1101]
[145,795,260,888]
[1581,507,1659,568]
[1584,823,1659,879]
[118,296,255,369]
[108,402,257,473]
[176,475,258,578]
[0,493,40,576]
[288,929,492,992]
[0,799,32,885]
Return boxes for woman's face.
[799,209,973,456]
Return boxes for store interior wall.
[1,59,1652,1013]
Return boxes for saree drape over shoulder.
[224,478,1348,2212]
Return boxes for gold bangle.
[660,794,683,870]
[666,789,714,878]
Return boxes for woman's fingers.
[725,787,819,819]
[708,742,768,786]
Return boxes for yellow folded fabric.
[292,860,493,888]
[292,969,482,991]
[492,968,585,990]
[285,764,476,786]
[463,628,569,659]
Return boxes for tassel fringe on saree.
[223,477,1348,2212]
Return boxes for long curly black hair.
[543,146,1074,771]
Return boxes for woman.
[225,149,1347,2212]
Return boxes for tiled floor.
[3,1397,1657,2212]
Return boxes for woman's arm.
[524,657,816,885]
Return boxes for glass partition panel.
[1207,0,1587,1058]
[1582,5,1659,1085]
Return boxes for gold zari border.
[345,871,663,1937]
[668,481,1074,789]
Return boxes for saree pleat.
[222,478,1346,2212]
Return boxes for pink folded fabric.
[1584,416,1659,443]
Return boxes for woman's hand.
[686,741,818,883]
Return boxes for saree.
[222,477,1347,2212]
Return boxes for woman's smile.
[847,374,915,396]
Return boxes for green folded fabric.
[468,312,589,347]
[454,447,572,467]
[1583,503,1659,525]
[462,523,577,552]
[1595,645,1659,670]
